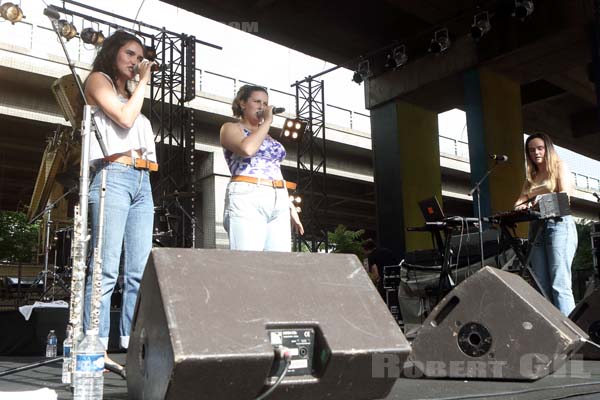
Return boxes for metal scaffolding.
[294,78,328,252]
[149,32,197,248]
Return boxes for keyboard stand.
[497,220,551,301]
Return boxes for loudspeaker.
[126,249,410,400]
[408,266,587,380]
[570,286,600,360]
[51,74,84,128]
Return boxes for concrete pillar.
[464,68,526,233]
[370,100,442,257]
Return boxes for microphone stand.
[468,160,504,270]
[44,6,109,158]
[594,192,600,281]
[171,192,197,248]
[26,186,78,302]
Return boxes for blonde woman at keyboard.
[514,133,577,315]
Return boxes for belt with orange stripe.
[103,154,159,172]
[231,175,296,190]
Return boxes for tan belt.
[104,154,159,172]
[231,175,297,190]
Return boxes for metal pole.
[42,210,52,298]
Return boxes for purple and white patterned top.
[224,126,286,180]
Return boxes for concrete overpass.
[161,0,600,255]
[0,10,598,252]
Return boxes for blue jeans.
[223,181,291,251]
[84,162,154,349]
[529,215,577,316]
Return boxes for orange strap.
[104,154,159,172]
[231,175,297,190]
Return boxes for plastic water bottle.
[46,330,57,357]
[62,325,73,384]
[73,330,104,400]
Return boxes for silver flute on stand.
[66,105,109,380]
[67,106,92,348]
[89,162,107,333]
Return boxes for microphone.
[489,154,508,162]
[256,107,285,119]
[43,7,61,20]
[133,61,161,75]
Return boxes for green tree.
[327,225,366,260]
[572,220,596,301]
[0,211,39,263]
[573,220,593,271]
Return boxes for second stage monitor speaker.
[409,266,587,380]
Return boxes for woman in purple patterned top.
[220,85,303,251]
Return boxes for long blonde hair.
[524,133,561,192]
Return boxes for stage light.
[289,194,302,213]
[352,59,370,84]
[281,117,307,142]
[471,12,491,41]
[81,27,105,46]
[58,19,78,41]
[514,0,534,19]
[289,195,302,203]
[0,2,24,24]
[384,45,408,70]
[428,28,450,54]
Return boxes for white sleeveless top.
[88,72,156,163]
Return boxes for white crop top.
[88,72,156,163]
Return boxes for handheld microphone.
[43,7,61,20]
[133,61,161,75]
[256,107,285,119]
[489,154,508,162]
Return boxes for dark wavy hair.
[90,30,144,96]
[231,84,268,118]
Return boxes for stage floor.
[1,355,600,400]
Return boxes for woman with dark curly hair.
[514,133,577,315]
[220,84,303,251]
[83,30,157,357]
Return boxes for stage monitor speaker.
[126,248,410,400]
[570,286,600,360]
[408,266,587,380]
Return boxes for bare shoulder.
[85,72,114,100]
[557,159,571,175]
[86,71,112,88]
[220,122,242,136]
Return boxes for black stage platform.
[1,355,600,400]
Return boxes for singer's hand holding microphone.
[256,106,285,121]
[133,59,158,80]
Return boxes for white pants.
[223,181,291,251]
